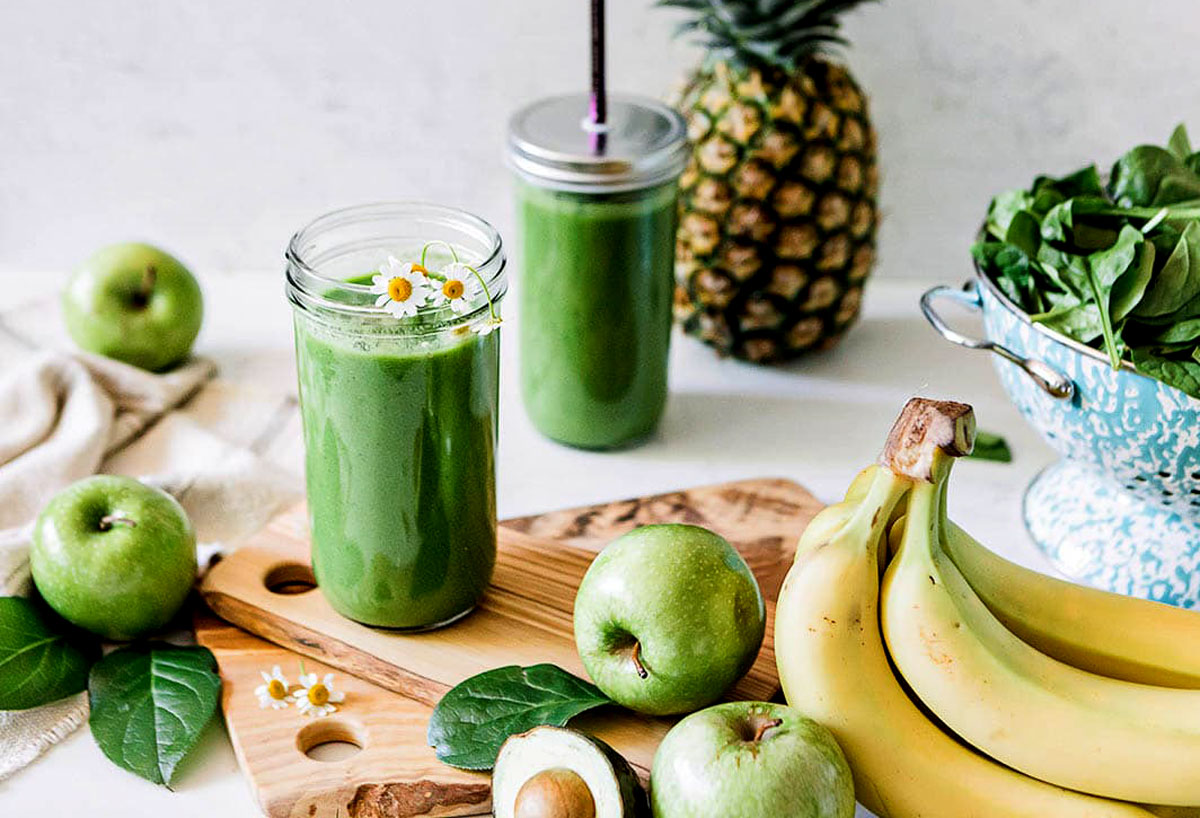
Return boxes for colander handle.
[920,283,1075,400]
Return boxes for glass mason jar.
[285,203,506,630]
[508,94,688,450]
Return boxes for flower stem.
[463,263,499,323]
[420,240,461,268]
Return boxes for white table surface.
[0,271,1057,817]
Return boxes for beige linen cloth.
[0,300,303,780]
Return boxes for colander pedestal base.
[1024,460,1200,608]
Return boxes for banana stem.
[880,398,976,483]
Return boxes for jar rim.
[285,201,506,332]
[507,93,689,193]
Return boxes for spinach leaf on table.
[0,596,98,710]
[967,431,1013,464]
[427,664,611,771]
[88,643,221,786]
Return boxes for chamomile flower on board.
[430,262,482,315]
[292,672,345,718]
[253,665,291,710]
[369,256,431,319]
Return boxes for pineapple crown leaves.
[658,0,877,72]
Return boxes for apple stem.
[752,718,783,743]
[98,515,137,531]
[630,640,649,679]
[134,264,157,309]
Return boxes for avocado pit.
[514,768,596,818]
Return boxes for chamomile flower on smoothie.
[254,665,291,710]
[370,256,431,319]
[430,262,481,314]
[293,671,345,718]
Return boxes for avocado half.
[492,727,649,818]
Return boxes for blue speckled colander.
[923,272,1200,608]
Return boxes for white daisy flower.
[253,665,291,710]
[429,262,482,315]
[292,671,345,718]
[368,256,431,319]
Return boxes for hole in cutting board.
[297,719,364,762]
[265,562,317,595]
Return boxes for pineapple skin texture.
[672,58,878,364]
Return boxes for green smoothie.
[294,306,499,629]
[517,180,678,449]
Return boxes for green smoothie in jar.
[508,94,688,449]
[286,203,505,630]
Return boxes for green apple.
[62,242,203,371]
[31,475,197,640]
[573,524,765,716]
[650,701,855,818]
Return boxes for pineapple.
[664,0,879,363]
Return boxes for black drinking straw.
[588,0,607,154]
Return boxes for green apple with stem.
[62,242,203,371]
[650,701,855,818]
[573,524,765,716]
[31,475,197,641]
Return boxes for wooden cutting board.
[197,478,821,818]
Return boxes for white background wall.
[2,0,1199,280]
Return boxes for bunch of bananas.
[775,398,1200,817]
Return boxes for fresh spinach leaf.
[985,189,1035,239]
[1168,124,1193,161]
[1032,302,1103,343]
[1110,233,1155,322]
[967,431,1013,463]
[1109,145,1200,208]
[1034,164,1106,201]
[88,643,221,786]
[1083,261,1121,368]
[1144,316,1200,345]
[0,596,97,710]
[973,125,1200,398]
[1133,222,1200,318]
[427,664,611,771]
[1131,347,1200,399]
[1004,209,1041,257]
[1041,196,1122,251]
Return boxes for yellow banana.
[875,438,1200,689]
[776,464,1158,818]
[881,466,1200,806]
[941,519,1200,688]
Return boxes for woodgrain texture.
[195,611,492,818]
[198,477,821,818]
